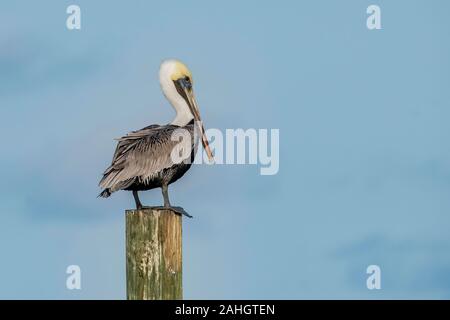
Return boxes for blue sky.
[1,0,450,299]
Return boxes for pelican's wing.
[99,124,189,193]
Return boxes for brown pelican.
[99,59,213,216]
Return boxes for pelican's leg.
[133,190,143,210]
[162,184,171,207]
[161,184,193,218]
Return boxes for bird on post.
[98,59,214,217]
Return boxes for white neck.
[171,110,194,126]
[159,61,194,126]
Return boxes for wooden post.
[126,208,182,300]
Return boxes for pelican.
[99,59,213,216]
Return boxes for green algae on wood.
[126,208,182,300]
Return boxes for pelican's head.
[159,59,213,161]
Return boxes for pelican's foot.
[138,205,153,210]
[136,205,155,210]
[156,206,193,218]
[168,206,193,218]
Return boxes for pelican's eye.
[181,76,192,89]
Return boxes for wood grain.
[126,208,182,300]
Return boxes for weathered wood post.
[126,208,182,300]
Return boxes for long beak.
[183,88,214,162]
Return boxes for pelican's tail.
[98,188,111,198]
